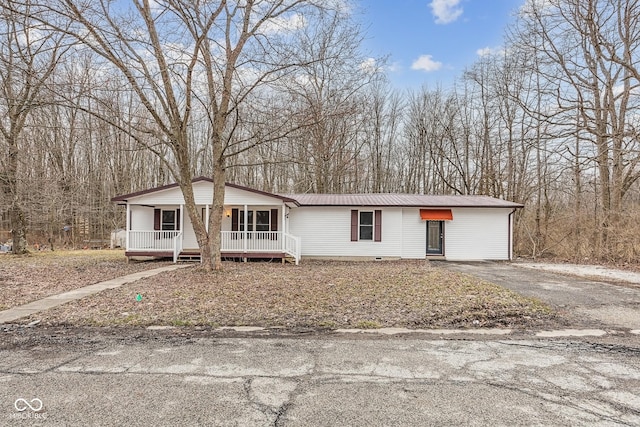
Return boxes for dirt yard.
[12,257,555,330]
[0,250,171,311]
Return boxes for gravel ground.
[516,262,640,285]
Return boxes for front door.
[426,221,443,255]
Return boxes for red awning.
[420,209,453,220]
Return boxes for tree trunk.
[6,136,28,254]
[208,158,226,271]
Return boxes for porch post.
[180,204,184,232]
[205,204,210,232]
[243,204,248,255]
[125,202,131,251]
[281,204,286,251]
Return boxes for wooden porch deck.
[125,250,288,261]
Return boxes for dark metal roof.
[282,193,523,208]
[111,177,298,204]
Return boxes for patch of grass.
[355,320,382,329]
[170,319,194,327]
[25,260,557,330]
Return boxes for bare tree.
[32,0,343,270]
[514,0,640,259]
[0,0,69,253]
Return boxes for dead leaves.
[22,259,554,329]
[0,250,171,310]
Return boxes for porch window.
[162,210,176,230]
[256,211,270,231]
[154,208,180,231]
[231,208,279,239]
[239,210,254,231]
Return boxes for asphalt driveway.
[433,261,640,331]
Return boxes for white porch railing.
[220,231,283,253]
[173,231,183,263]
[219,231,301,264]
[127,231,182,251]
[127,230,300,265]
[219,231,300,263]
[284,233,300,265]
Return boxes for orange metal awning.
[420,209,453,221]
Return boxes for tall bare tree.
[33,0,342,270]
[515,0,640,259]
[0,0,68,253]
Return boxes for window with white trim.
[359,211,374,241]
[351,209,382,242]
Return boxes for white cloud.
[476,46,504,57]
[519,0,553,16]
[360,57,378,74]
[411,55,443,72]
[360,58,402,75]
[387,62,402,73]
[261,13,306,35]
[429,0,463,24]
[411,55,442,72]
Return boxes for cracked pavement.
[2,262,640,425]
[1,335,640,426]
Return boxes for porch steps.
[177,251,202,263]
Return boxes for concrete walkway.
[0,264,191,324]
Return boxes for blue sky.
[357,0,526,89]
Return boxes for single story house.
[111,177,523,264]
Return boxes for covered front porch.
[113,179,302,265]
[124,229,300,264]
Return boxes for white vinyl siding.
[398,207,511,260]
[444,208,511,260]
[401,208,426,259]
[289,207,402,258]
[182,211,198,249]
[130,206,155,231]
[126,182,283,206]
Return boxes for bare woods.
[1,0,639,263]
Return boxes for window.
[232,208,279,239]
[161,210,176,230]
[256,211,270,232]
[239,211,254,231]
[351,209,382,242]
[154,208,180,231]
[359,211,374,240]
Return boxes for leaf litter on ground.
[0,250,171,311]
[18,259,557,329]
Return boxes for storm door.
[426,221,443,255]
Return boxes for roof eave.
[112,177,299,205]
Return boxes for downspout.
[508,208,517,261]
